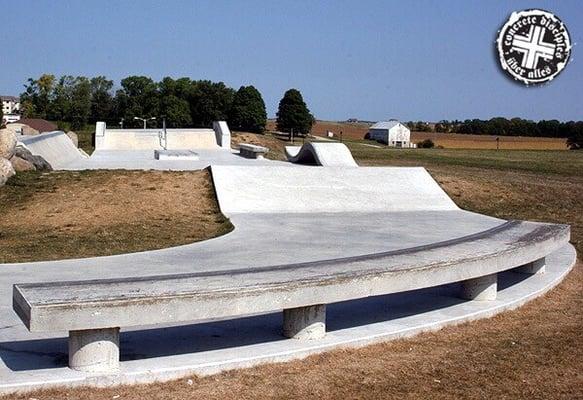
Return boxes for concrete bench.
[13,220,567,373]
[239,143,269,159]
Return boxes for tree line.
[405,118,583,139]
[20,74,273,132]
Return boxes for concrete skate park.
[0,123,576,394]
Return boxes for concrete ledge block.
[515,257,546,274]
[69,328,120,373]
[460,273,497,301]
[239,144,269,159]
[283,304,326,340]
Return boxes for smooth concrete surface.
[285,142,358,167]
[61,149,287,170]
[460,274,498,300]
[283,305,326,340]
[212,166,459,214]
[69,328,120,373]
[516,257,546,274]
[0,243,576,394]
[18,131,88,169]
[96,128,219,151]
[154,149,199,161]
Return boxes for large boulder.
[10,155,35,172]
[66,131,79,147]
[0,128,17,159]
[0,157,16,186]
[13,146,53,171]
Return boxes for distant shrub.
[417,139,435,148]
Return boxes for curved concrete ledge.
[285,142,358,167]
[0,243,575,394]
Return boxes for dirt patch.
[231,131,288,160]
[0,169,232,263]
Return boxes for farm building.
[368,120,412,147]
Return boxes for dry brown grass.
[231,131,288,161]
[0,169,232,263]
[268,120,569,150]
[0,147,580,399]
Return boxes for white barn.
[368,120,412,147]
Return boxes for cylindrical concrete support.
[283,304,326,340]
[69,328,120,373]
[515,257,546,274]
[460,273,497,301]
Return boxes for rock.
[5,123,39,136]
[0,128,17,159]
[13,145,53,171]
[10,155,36,171]
[0,157,16,186]
[66,131,79,147]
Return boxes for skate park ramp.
[285,142,358,167]
[18,131,88,169]
[96,129,220,150]
[211,165,458,214]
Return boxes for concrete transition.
[18,131,88,170]
[285,142,358,167]
[0,148,576,393]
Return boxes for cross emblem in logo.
[511,25,556,69]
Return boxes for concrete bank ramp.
[18,131,88,169]
[211,165,458,214]
[285,142,358,167]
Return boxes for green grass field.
[346,143,583,177]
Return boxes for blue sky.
[0,0,581,121]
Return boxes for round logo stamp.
[496,9,571,85]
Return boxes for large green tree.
[90,76,114,123]
[114,76,160,127]
[20,74,56,118]
[189,80,235,127]
[228,85,267,133]
[276,89,314,135]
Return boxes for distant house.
[1,95,20,114]
[367,120,412,147]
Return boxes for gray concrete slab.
[62,149,288,170]
[212,166,459,214]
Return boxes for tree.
[566,122,583,150]
[189,80,234,127]
[114,76,159,127]
[228,85,267,133]
[160,95,192,127]
[90,76,114,123]
[276,89,314,135]
[69,77,92,129]
[20,74,56,118]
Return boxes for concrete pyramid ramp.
[211,165,458,215]
[285,142,358,167]
[18,131,88,169]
